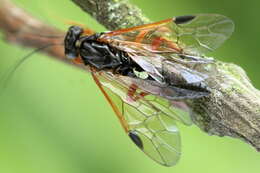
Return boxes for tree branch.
[72,0,150,30]
[1,0,260,151]
[0,0,84,69]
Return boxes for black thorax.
[64,26,144,77]
[80,35,145,77]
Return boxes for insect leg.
[126,84,148,102]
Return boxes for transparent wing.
[126,49,211,86]
[175,14,234,54]
[101,14,234,55]
[92,71,193,166]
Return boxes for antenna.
[0,43,64,91]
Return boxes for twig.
[0,0,84,69]
[0,0,260,151]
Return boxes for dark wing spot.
[174,15,195,24]
[129,131,143,150]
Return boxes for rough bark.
[0,0,260,151]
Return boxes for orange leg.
[92,73,129,133]
[72,57,84,64]
[127,84,148,102]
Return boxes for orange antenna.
[46,13,95,36]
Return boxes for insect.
[3,13,234,166]
[63,14,234,166]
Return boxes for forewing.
[101,14,234,55]
[92,71,193,166]
[174,14,234,54]
[161,59,209,85]
[126,50,210,85]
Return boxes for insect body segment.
[64,13,234,166]
[65,26,146,78]
[64,26,84,59]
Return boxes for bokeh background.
[0,0,260,173]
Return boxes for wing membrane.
[92,71,192,166]
[88,14,231,165]
[126,49,211,85]
[101,14,234,55]
[99,14,232,88]
[175,14,234,54]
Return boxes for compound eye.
[64,26,83,59]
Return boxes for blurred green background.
[0,0,259,173]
